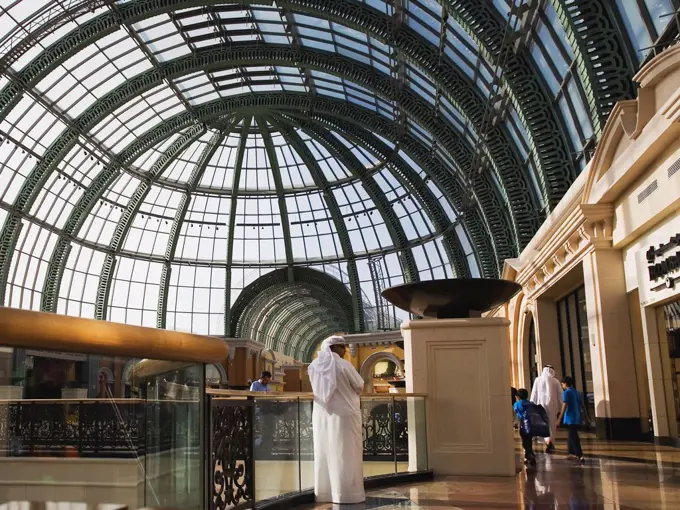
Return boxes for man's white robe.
[530,366,563,444]
[308,338,365,504]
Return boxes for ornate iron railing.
[248,398,409,461]
[0,399,198,458]
[208,392,419,510]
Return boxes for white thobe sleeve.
[343,364,365,395]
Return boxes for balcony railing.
[0,308,430,510]
[207,391,428,509]
[0,399,200,458]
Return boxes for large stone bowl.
[382,278,521,319]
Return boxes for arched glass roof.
[0,0,674,359]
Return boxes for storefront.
[494,44,680,442]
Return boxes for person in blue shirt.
[250,371,272,448]
[513,388,536,465]
[250,371,271,392]
[557,376,584,462]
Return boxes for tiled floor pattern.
[302,434,680,509]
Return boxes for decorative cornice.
[512,203,614,298]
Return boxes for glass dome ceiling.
[0,0,674,360]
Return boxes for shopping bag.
[523,403,550,437]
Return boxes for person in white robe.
[308,335,365,504]
[530,365,563,453]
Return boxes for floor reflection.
[302,437,680,509]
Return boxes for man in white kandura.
[531,365,564,453]
[308,336,365,505]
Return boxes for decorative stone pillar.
[223,339,265,389]
[402,317,514,476]
[581,213,642,439]
[640,305,678,438]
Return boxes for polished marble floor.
[301,435,680,509]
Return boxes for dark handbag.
[522,403,550,437]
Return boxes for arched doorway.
[359,351,404,393]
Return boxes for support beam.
[274,121,364,332]
[158,127,230,329]
[548,0,636,138]
[442,0,577,208]
[0,7,539,244]
[45,125,205,313]
[256,116,295,281]
[224,117,253,332]
[297,124,419,283]
[291,114,472,278]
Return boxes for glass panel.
[555,286,594,427]
[615,0,653,63]
[299,398,315,491]
[0,347,204,509]
[662,300,680,436]
[253,395,302,501]
[144,362,204,510]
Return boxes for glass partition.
[144,363,204,510]
[0,346,205,510]
[207,391,428,509]
[254,396,304,501]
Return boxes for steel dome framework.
[0,0,675,360]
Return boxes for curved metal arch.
[278,107,505,275]
[288,114,473,278]
[239,283,348,351]
[45,100,478,324]
[547,0,636,138]
[303,335,326,363]
[224,117,253,332]
[1,92,500,314]
[158,128,230,328]
[291,121,420,283]
[287,313,341,361]
[293,319,340,362]
[43,124,206,313]
[0,48,518,303]
[261,299,345,358]
[256,117,294,276]
[272,121,364,326]
[253,295,344,358]
[242,290,346,356]
[281,301,347,358]
[0,0,544,209]
[230,266,356,338]
[293,111,496,276]
[0,5,533,246]
[443,0,577,208]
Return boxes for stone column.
[640,305,678,438]
[582,247,642,439]
[402,317,514,476]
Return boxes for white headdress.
[307,335,345,404]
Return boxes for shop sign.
[646,233,680,290]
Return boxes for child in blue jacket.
[513,388,536,465]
